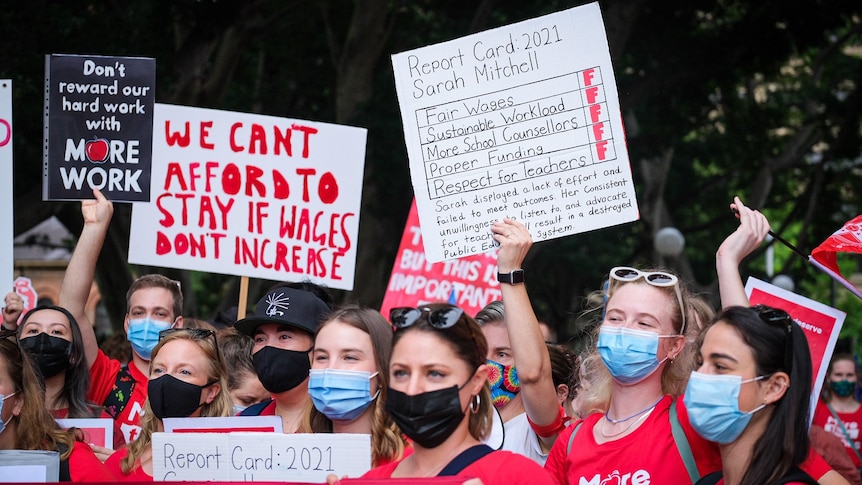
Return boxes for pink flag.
[810,215,862,300]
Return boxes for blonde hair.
[577,274,700,415]
[121,330,232,474]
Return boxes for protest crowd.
[0,190,860,485]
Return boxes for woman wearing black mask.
[358,303,552,483]
[105,328,232,480]
[12,304,126,449]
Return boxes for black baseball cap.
[234,287,330,337]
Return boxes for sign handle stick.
[237,276,249,319]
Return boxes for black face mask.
[252,346,311,394]
[385,385,467,449]
[148,374,213,419]
[19,333,73,379]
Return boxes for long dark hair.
[17,305,98,418]
[716,305,812,485]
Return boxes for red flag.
[810,215,862,300]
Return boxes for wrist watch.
[498,269,525,284]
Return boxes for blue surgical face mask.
[597,326,673,384]
[127,318,173,360]
[308,368,379,422]
[232,404,248,415]
[0,392,18,435]
[684,371,766,444]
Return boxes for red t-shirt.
[67,440,118,481]
[104,446,153,481]
[813,399,862,468]
[545,395,722,485]
[362,449,553,484]
[86,349,149,444]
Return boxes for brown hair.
[304,305,407,466]
[126,274,183,319]
[0,339,75,459]
[121,330,232,474]
[391,303,493,441]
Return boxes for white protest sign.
[55,418,114,449]
[152,432,371,482]
[391,2,637,262]
[0,81,13,288]
[0,450,60,482]
[163,416,282,433]
[129,103,367,290]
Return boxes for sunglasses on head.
[389,306,465,330]
[608,266,686,334]
[752,304,794,372]
[158,328,221,362]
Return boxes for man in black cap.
[234,283,332,433]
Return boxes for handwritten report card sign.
[43,54,155,202]
[128,104,367,290]
[391,2,638,262]
[152,432,370,482]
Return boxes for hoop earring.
[470,394,480,414]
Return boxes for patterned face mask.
[487,360,520,408]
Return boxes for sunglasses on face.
[389,306,465,330]
[158,328,221,362]
[608,266,686,334]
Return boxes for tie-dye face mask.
[487,360,520,408]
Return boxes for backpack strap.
[57,442,71,482]
[566,420,584,455]
[669,399,699,484]
[103,366,136,419]
[239,399,273,416]
[694,471,722,485]
[778,466,818,485]
[437,445,494,476]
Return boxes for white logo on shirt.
[579,469,651,485]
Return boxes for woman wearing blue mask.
[545,264,721,484]
[305,305,409,467]
[686,305,817,485]
[105,328,232,480]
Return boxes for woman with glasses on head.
[687,305,817,485]
[0,339,115,481]
[304,305,409,467]
[356,303,552,483]
[105,328,232,480]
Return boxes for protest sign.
[391,2,637,262]
[745,277,846,419]
[55,418,113,449]
[0,450,60,482]
[381,199,500,317]
[164,416,283,434]
[0,80,12,287]
[43,54,155,202]
[128,103,367,290]
[152,432,370,482]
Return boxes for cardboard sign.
[745,277,846,419]
[391,3,637,262]
[163,416,283,434]
[42,54,155,202]
[381,199,501,318]
[0,450,60,482]
[55,418,113,449]
[128,103,367,290]
[152,432,370,482]
[0,80,12,290]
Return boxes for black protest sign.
[43,54,155,201]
